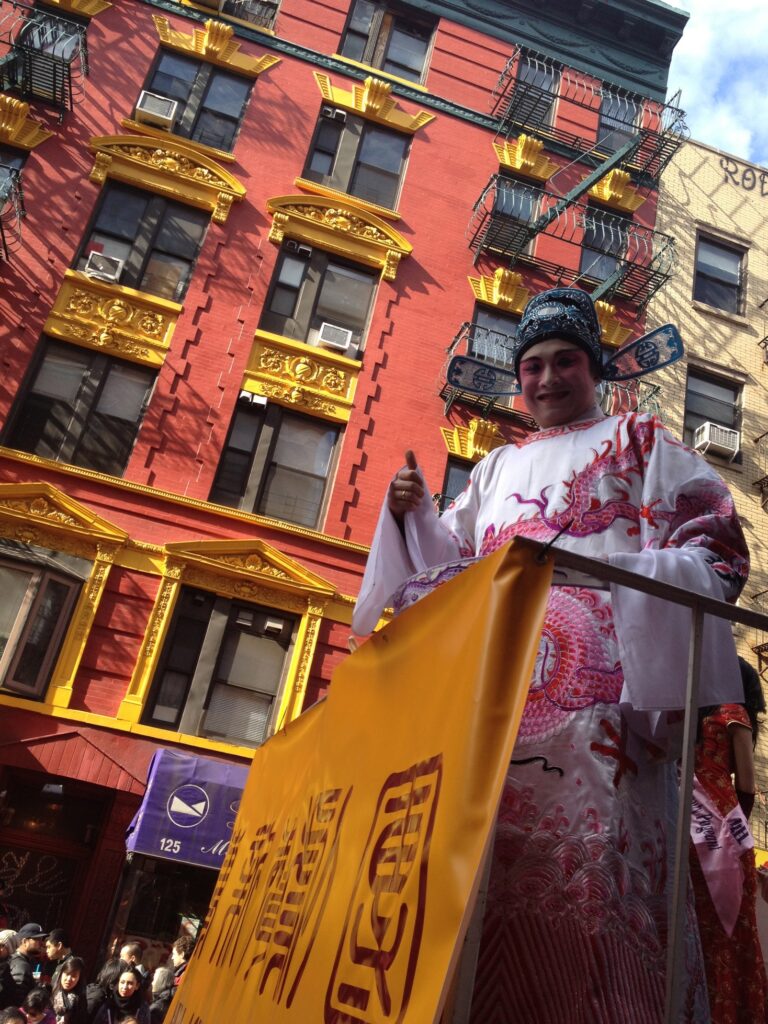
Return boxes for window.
[0,146,25,201]
[216,0,278,31]
[693,236,745,315]
[437,457,472,514]
[339,0,435,83]
[304,109,409,210]
[597,92,639,152]
[4,340,155,476]
[142,52,251,152]
[210,399,338,529]
[142,586,297,747]
[494,178,538,224]
[469,306,518,369]
[259,244,377,356]
[75,183,208,301]
[516,54,559,127]
[579,206,630,282]
[683,368,741,451]
[0,541,89,699]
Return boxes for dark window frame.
[437,456,473,514]
[142,586,297,747]
[3,337,156,477]
[683,366,742,462]
[338,0,436,84]
[693,233,746,316]
[141,49,252,153]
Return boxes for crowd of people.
[0,929,194,1024]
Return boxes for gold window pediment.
[267,195,412,280]
[587,169,645,213]
[595,300,633,349]
[242,330,359,424]
[0,482,126,554]
[41,0,111,16]
[493,136,558,182]
[441,419,506,462]
[313,72,435,134]
[89,135,246,223]
[468,268,530,313]
[0,95,54,149]
[153,15,280,78]
[44,270,182,369]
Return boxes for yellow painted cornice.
[0,94,54,149]
[120,118,236,164]
[440,419,506,462]
[588,169,645,213]
[493,135,558,182]
[44,270,182,368]
[243,329,360,424]
[294,176,400,221]
[41,0,111,16]
[468,268,530,313]
[0,482,126,549]
[330,56,428,93]
[267,195,411,280]
[313,72,434,133]
[153,15,280,78]
[595,300,633,349]
[164,538,336,597]
[89,135,245,223]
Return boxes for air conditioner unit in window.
[318,322,353,352]
[83,251,124,283]
[321,105,347,123]
[285,240,312,259]
[693,421,740,459]
[135,91,178,130]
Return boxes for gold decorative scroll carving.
[588,169,645,213]
[0,94,54,149]
[153,15,280,77]
[266,195,411,280]
[242,330,360,424]
[89,135,245,223]
[440,418,506,462]
[44,270,182,368]
[313,72,435,133]
[0,482,127,551]
[468,268,530,313]
[492,135,558,181]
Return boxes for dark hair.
[171,936,195,961]
[23,989,52,1013]
[53,956,86,997]
[96,958,123,991]
[119,942,143,962]
[739,657,765,746]
[47,928,69,947]
[0,1010,26,1024]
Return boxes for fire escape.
[0,0,88,119]
[443,45,688,416]
[0,162,24,260]
[196,0,279,30]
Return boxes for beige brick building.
[648,138,768,844]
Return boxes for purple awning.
[126,748,249,870]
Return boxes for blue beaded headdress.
[515,287,602,376]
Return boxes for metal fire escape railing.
[599,379,662,418]
[467,176,676,308]
[0,0,88,118]
[439,321,533,418]
[0,164,24,260]
[492,46,688,184]
[197,0,279,29]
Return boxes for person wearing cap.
[353,287,749,1021]
[9,927,47,1004]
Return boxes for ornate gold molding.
[313,72,434,133]
[294,177,400,221]
[120,118,236,164]
[440,419,506,462]
[588,169,645,213]
[595,300,633,349]
[0,94,54,149]
[41,0,111,16]
[468,268,530,313]
[0,482,127,552]
[243,329,359,424]
[492,135,558,182]
[44,270,182,368]
[276,600,325,726]
[267,195,411,280]
[153,15,280,77]
[89,135,245,223]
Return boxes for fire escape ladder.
[0,165,25,260]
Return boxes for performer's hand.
[388,450,424,520]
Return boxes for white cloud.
[666,0,768,166]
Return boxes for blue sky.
[666,0,768,168]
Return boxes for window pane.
[152,670,190,723]
[140,253,188,301]
[216,630,284,693]
[210,406,264,505]
[383,21,430,80]
[357,126,407,175]
[80,233,133,268]
[278,255,307,289]
[155,206,208,260]
[202,73,249,118]
[33,347,90,402]
[688,374,739,404]
[96,362,154,421]
[259,465,327,527]
[191,111,236,151]
[308,121,343,175]
[693,276,740,314]
[0,566,33,664]
[203,683,273,745]
[495,180,536,221]
[696,239,741,284]
[444,461,472,502]
[340,0,375,60]
[517,56,558,124]
[94,187,148,241]
[11,578,73,689]
[597,94,638,149]
[74,363,154,475]
[150,52,198,104]
[315,263,375,333]
[273,416,336,476]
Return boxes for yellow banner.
[169,539,551,1024]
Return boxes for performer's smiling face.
[518,338,600,428]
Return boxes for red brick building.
[0,0,687,969]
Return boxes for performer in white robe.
[352,289,749,1023]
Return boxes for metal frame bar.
[446,538,768,1024]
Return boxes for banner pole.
[664,601,704,1022]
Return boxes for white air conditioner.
[321,105,346,123]
[84,251,124,283]
[317,322,353,352]
[693,421,740,459]
[135,91,178,130]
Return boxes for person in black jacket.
[51,958,87,1024]
[147,969,173,1024]
[0,930,18,1011]
[9,926,46,1004]
[85,961,121,1024]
